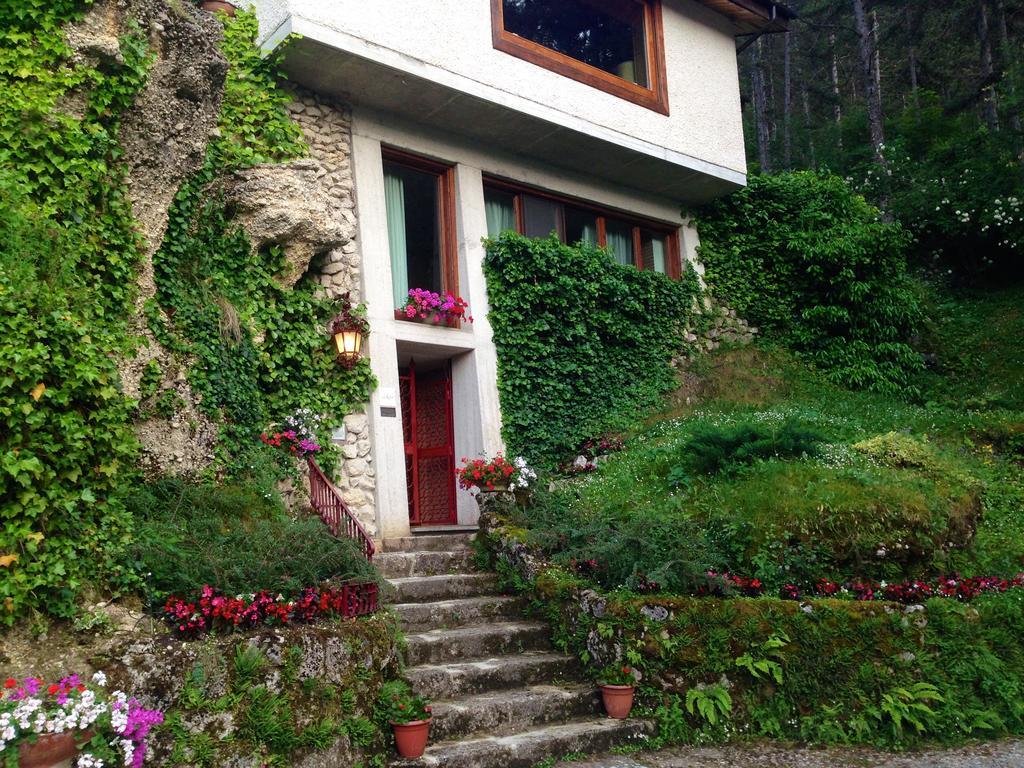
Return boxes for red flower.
[3,678,15,688]
[48,684,59,695]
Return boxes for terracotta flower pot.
[392,718,431,759]
[599,684,635,719]
[199,1,236,16]
[18,732,89,768]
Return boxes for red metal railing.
[307,457,376,561]
[336,580,379,617]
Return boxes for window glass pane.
[640,230,667,273]
[523,194,564,239]
[605,219,634,265]
[384,160,441,302]
[502,0,648,86]
[484,188,518,238]
[565,206,599,246]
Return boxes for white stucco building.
[249,0,791,544]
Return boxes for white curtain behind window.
[651,236,666,273]
[580,222,598,245]
[384,171,408,307]
[606,226,633,266]
[485,197,516,238]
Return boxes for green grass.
[517,285,1024,592]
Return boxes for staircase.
[378,532,652,768]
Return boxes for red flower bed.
[693,571,1024,603]
[163,583,378,639]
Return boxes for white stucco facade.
[246,0,758,542]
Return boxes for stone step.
[387,573,499,604]
[403,622,551,666]
[405,653,580,700]
[429,684,601,742]
[381,533,475,553]
[392,596,526,631]
[391,717,654,768]
[376,550,476,579]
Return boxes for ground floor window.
[483,178,680,277]
[383,149,458,307]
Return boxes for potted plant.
[396,288,472,327]
[2,672,163,767]
[198,0,237,16]
[596,664,638,719]
[456,454,536,495]
[378,681,432,759]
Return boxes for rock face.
[64,0,229,475]
[220,159,352,288]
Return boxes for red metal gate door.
[399,360,457,526]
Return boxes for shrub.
[127,478,376,601]
[516,485,719,594]
[483,232,703,466]
[674,419,824,476]
[701,462,981,586]
[694,172,923,395]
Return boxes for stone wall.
[99,615,402,767]
[284,86,378,538]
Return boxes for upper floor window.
[484,179,680,278]
[491,0,669,114]
[383,148,458,308]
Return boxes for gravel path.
[558,740,1024,768]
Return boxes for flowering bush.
[259,429,320,458]
[456,454,536,492]
[162,583,377,639]
[398,288,472,325]
[377,681,431,724]
[0,672,162,768]
[695,570,1024,604]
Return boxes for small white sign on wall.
[330,425,347,444]
[378,387,398,418]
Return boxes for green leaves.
[695,171,923,396]
[685,684,733,726]
[483,232,702,466]
[0,7,151,621]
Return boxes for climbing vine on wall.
[148,11,374,474]
[0,0,153,621]
[483,233,703,467]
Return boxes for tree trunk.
[906,5,920,111]
[802,81,817,168]
[752,37,773,173]
[852,0,886,166]
[993,0,1022,147]
[871,9,882,100]
[783,31,793,170]
[978,0,1001,132]
[830,31,843,150]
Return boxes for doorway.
[399,359,457,526]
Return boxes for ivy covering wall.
[483,233,703,466]
[0,2,152,621]
[0,5,374,624]
[148,12,375,475]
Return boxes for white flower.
[91,671,107,688]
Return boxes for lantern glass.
[334,327,363,357]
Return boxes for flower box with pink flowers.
[396,288,473,327]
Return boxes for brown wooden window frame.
[490,0,670,115]
[381,147,461,318]
[484,176,683,279]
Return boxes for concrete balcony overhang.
[264,16,746,206]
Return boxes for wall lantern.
[331,316,366,369]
